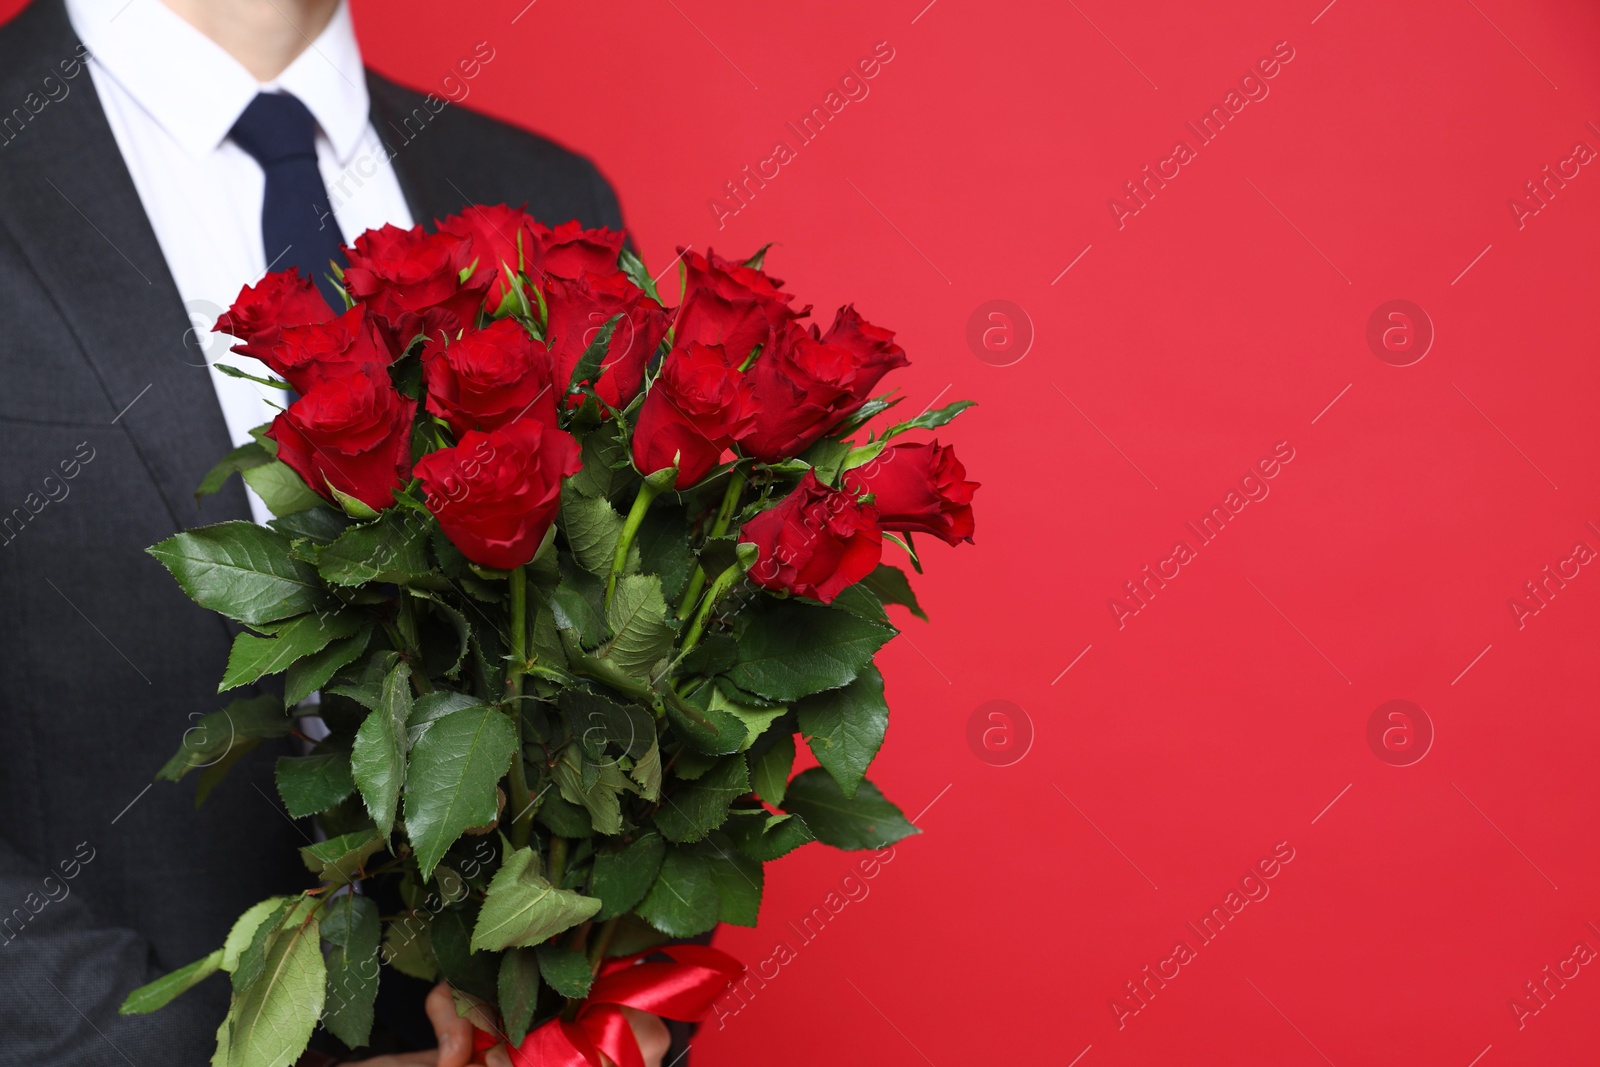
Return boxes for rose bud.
[264,305,392,394]
[422,318,558,437]
[342,223,493,346]
[739,471,883,604]
[843,440,977,545]
[214,268,333,363]
[267,366,416,512]
[740,308,909,463]
[436,204,545,305]
[527,219,625,281]
[632,342,760,490]
[543,272,669,410]
[682,248,803,328]
[415,418,582,570]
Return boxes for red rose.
[267,367,416,511]
[543,272,669,410]
[264,305,392,394]
[437,204,543,306]
[342,223,493,345]
[739,471,882,604]
[682,248,802,327]
[740,307,909,463]
[843,440,977,545]
[415,418,581,569]
[673,288,768,366]
[528,220,625,281]
[214,268,333,363]
[631,343,760,489]
[422,318,558,437]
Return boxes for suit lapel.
[0,0,251,529]
[367,74,461,228]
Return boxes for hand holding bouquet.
[124,206,978,1067]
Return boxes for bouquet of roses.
[120,206,978,1067]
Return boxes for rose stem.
[678,562,743,655]
[606,480,662,607]
[675,469,746,619]
[504,564,534,850]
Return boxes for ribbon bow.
[472,945,743,1067]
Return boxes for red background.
[15,0,1600,1062]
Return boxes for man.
[0,1,670,1063]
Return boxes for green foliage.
[636,846,719,938]
[723,598,895,703]
[472,846,602,951]
[320,892,380,1049]
[794,667,888,799]
[782,769,919,851]
[156,695,290,783]
[147,522,329,626]
[535,945,593,999]
[592,831,666,920]
[298,829,383,885]
[119,949,223,1015]
[350,662,412,836]
[653,756,750,844]
[404,706,518,880]
[275,751,356,818]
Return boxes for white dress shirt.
[65,0,415,524]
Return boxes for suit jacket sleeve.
[0,834,229,1065]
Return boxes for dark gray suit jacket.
[0,2,623,1062]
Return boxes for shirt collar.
[64,0,370,164]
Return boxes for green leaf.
[283,626,373,707]
[666,686,748,756]
[298,829,384,884]
[383,913,438,982]
[723,598,894,703]
[325,651,397,711]
[498,948,542,1046]
[561,490,626,577]
[536,793,592,838]
[653,756,750,844]
[471,846,602,951]
[350,662,412,835]
[860,564,927,621]
[711,685,785,753]
[566,313,622,395]
[318,511,432,587]
[560,689,655,760]
[630,739,662,803]
[636,847,719,938]
[119,949,223,1015]
[885,399,975,437]
[197,440,272,501]
[794,667,887,800]
[193,738,259,807]
[269,507,351,545]
[320,892,380,1050]
[225,901,326,1067]
[600,574,675,681]
[592,831,666,920]
[724,809,815,861]
[403,706,518,880]
[431,903,498,1003]
[781,769,918,851]
[635,504,694,602]
[222,614,360,692]
[275,751,356,818]
[147,522,329,626]
[157,695,290,782]
[242,460,324,518]
[405,691,485,748]
[748,733,795,807]
[222,897,291,973]
[550,752,628,837]
[547,583,605,651]
[535,945,593,999]
[696,834,763,926]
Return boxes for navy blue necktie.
[230,92,346,307]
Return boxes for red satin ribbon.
[471,945,743,1067]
